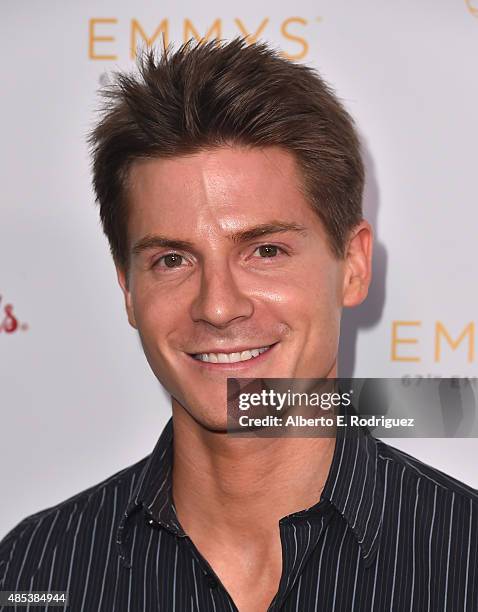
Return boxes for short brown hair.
[89,37,364,273]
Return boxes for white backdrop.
[1,0,477,538]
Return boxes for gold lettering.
[234,18,269,45]
[281,17,308,60]
[391,321,421,362]
[435,322,475,362]
[183,19,222,44]
[465,0,478,17]
[131,19,169,59]
[89,18,118,61]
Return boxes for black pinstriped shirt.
[1,414,477,611]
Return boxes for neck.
[171,400,336,544]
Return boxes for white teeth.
[193,345,272,363]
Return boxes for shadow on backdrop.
[339,138,386,378]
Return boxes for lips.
[192,345,272,363]
[188,342,278,368]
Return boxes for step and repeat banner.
[1,1,477,536]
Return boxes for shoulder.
[0,455,148,588]
[376,437,478,514]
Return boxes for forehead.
[126,146,317,239]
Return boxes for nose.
[190,260,254,328]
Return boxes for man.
[1,38,476,612]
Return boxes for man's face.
[117,146,371,430]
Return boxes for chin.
[172,393,229,432]
[190,409,229,433]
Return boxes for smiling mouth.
[190,344,275,364]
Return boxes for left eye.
[252,245,282,258]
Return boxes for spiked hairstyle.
[89,38,364,274]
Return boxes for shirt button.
[206,575,218,589]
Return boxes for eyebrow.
[131,221,308,257]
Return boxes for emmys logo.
[465,0,478,17]
[391,321,475,363]
[0,294,28,334]
[88,16,322,62]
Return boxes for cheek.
[132,285,178,346]
[274,271,340,323]
[133,290,184,386]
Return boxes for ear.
[115,263,138,329]
[342,220,373,308]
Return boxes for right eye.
[153,253,186,269]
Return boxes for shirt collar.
[116,407,384,568]
[319,409,385,567]
[115,418,181,567]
